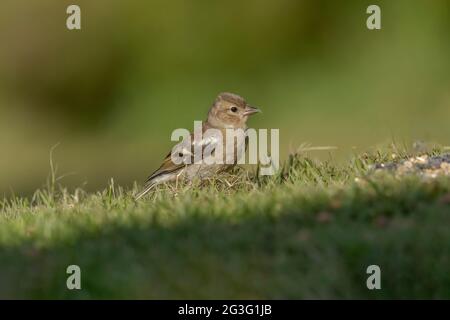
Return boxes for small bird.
[135,92,261,200]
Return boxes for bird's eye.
[178,152,183,157]
[231,106,238,113]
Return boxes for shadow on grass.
[1,196,449,299]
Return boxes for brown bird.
[134,92,261,200]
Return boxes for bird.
[134,92,261,200]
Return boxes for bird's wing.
[143,128,219,185]
[135,123,224,200]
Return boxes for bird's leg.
[175,168,184,191]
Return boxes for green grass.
[1,147,450,299]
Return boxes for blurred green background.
[0,0,449,196]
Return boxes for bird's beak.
[243,105,262,116]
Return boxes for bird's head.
[207,92,261,129]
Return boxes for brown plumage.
[135,92,261,200]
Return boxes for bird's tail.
[134,182,156,201]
